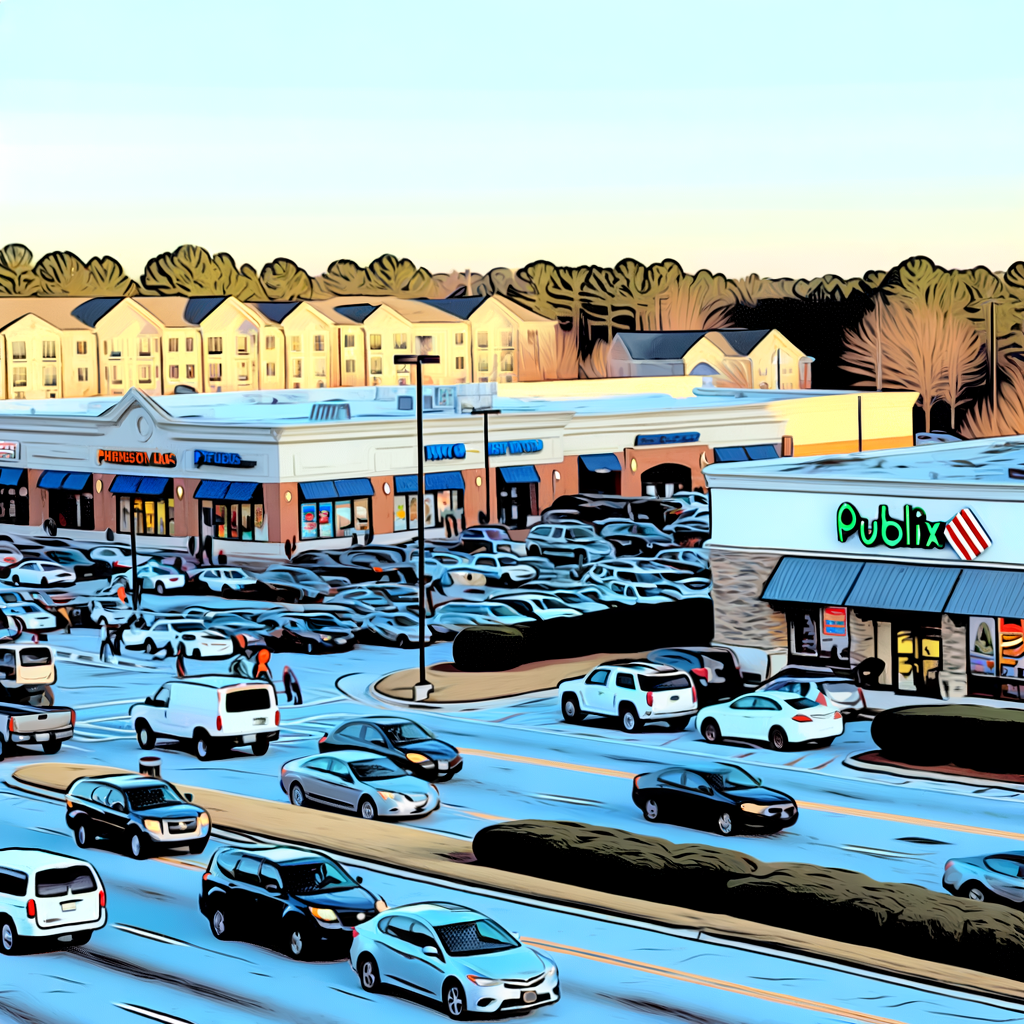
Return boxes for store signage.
[98,449,177,468]
[194,449,257,469]
[425,443,466,461]
[488,439,543,457]
[635,432,700,446]
[0,442,19,461]
[836,501,991,559]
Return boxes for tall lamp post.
[471,407,502,524]
[395,354,440,695]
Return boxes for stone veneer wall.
[849,610,875,663]
[709,546,787,648]
[940,613,968,699]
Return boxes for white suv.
[558,660,699,732]
[0,849,106,953]
[130,676,280,760]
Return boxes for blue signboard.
[194,449,257,468]
[634,432,700,446]
[424,443,466,461]
[488,439,544,457]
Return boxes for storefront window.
[786,605,850,665]
[894,625,941,695]
[300,498,371,542]
[49,486,94,531]
[200,485,268,543]
[0,478,29,526]
[394,489,462,532]
[119,495,175,537]
[969,615,1024,699]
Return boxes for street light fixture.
[471,407,502,524]
[395,354,440,695]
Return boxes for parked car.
[652,547,711,574]
[759,670,867,717]
[199,844,387,960]
[428,600,533,637]
[327,586,397,613]
[541,589,607,614]
[41,548,111,581]
[318,716,463,781]
[352,902,560,1018]
[0,543,22,566]
[2,602,58,634]
[332,547,416,584]
[0,560,76,588]
[597,520,676,556]
[449,554,538,588]
[289,550,354,583]
[491,593,581,622]
[122,617,233,658]
[88,545,133,570]
[112,562,188,595]
[697,692,844,750]
[942,851,1024,904]
[0,699,74,756]
[0,643,57,706]
[190,567,261,597]
[455,525,528,557]
[87,596,134,629]
[524,523,614,565]
[0,849,106,953]
[281,750,441,820]
[649,646,746,705]
[257,565,335,602]
[129,676,280,760]
[362,611,424,647]
[201,613,270,657]
[65,773,211,859]
[632,760,799,836]
[559,660,699,732]
[256,611,352,654]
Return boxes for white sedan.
[191,567,259,596]
[449,554,538,587]
[4,602,58,633]
[111,563,188,594]
[122,618,233,657]
[696,692,843,751]
[0,560,77,588]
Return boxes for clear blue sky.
[1,0,1020,280]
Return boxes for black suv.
[65,773,211,859]
[199,844,386,960]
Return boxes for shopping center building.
[706,437,1024,703]
[0,380,912,560]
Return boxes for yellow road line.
[526,936,909,1024]
[459,746,634,779]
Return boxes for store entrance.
[496,470,537,530]
[641,463,692,498]
[894,623,942,695]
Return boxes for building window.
[478,355,489,372]
[393,487,463,533]
[369,334,382,350]
[11,342,25,361]
[77,340,88,355]
[200,486,268,543]
[265,335,276,350]
[527,330,538,347]
[455,356,465,370]
[209,363,222,381]
[42,366,57,387]
[238,368,249,381]
[48,480,95,530]
[290,336,301,352]
[236,335,249,355]
[315,359,326,377]
[208,337,223,354]
[186,364,195,379]
[455,332,465,346]
[42,340,56,359]
[299,496,372,542]
[344,359,356,374]
[477,331,489,349]
[265,362,276,377]
[501,331,513,348]
[393,333,408,350]
[12,368,27,388]
[344,334,355,348]
[139,339,151,357]
[370,357,382,375]
[118,492,175,537]
[167,337,179,352]
[292,359,302,377]
[314,335,325,352]
[185,336,195,351]
[78,367,89,382]
[110,341,121,358]
[138,365,152,383]
[501,352,514,373]
[168,365,179,379]
[111,366,122,384]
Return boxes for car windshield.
[350,757,404,781]
[304,616,345,630]
[638,671,692,691]
[148,566,174,575]
[35,866,97,897]
[700,765,762,790]
[20,648,52,666]
[785,696,819,709]
[381,721,433,745]
[280,858,356,894]
[436,918,518,956]
[47,551,86,564]
[168,620,204,630]
[127,783,182,810]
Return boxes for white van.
[0,643,57,706]
[129,676,280,761]
[0,849,106,953]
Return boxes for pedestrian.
[282,665,302,705]
[175,644,187,678]
[226,653,254,678]
[116,584,127,604]
[253,647,272,683]
[57,606,72,634]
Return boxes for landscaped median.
[14,763,1024,1002]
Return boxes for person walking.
[175,644,187,678]
[282,665,302,705]
[252,647,272,683]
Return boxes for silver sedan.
[280,750,440,821]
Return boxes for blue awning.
[334,478,374,498]
[63,472,91,491]
[0,469,24,487]
[38,471,91,491]
[579,453,622,473]
[194,480,260,502]
[745,444,781,461]
[943,568,1024,618]
[715,445,780,463]
[37,471,67,489]
[109,475,141,495]
[762,556,865,606]
[195,480,228,500]
[300,480,337,501]
[845,561,961,613]
[499,465,540,484]
[226,481,259,501]
[394,472,465,494]
[110,475,171,496]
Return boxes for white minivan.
[0,849,106,953]
[129,676,280,761]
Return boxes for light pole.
[471,408,502,524]
[395,353,440,693]
[975,297,1000,412]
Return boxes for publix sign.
[836,501,992,561]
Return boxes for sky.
[1,0,1021,281]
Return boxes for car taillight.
[99,889,105,908]
[26,899,35,918]
[351,928,359,938]
[202,872,211,882]
[70,710,76,726]
[319,734,327,745]
[66,797,73,808]
[6,717,13,734]
[275,710,280,726]
[633,776,640,788]
[646,691,654,706]
[945,861,954,872]
[792,715,813,722]
[216,715,222,732]
[691,668,709,680]
[834,711,842,719]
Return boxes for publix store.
[706,436,1024,703]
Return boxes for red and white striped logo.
[945,508,991,561]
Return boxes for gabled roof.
[330,303,379,324]
[708,329,774,356]
[484,293,555,323]
[421,296,487,318]
[183,296,230,324]
[304,299,365,326]
[252,301,302,324]
[614,331,707,360]
[132,297,193,327]
[70,297,126,327]
[0,297,96,331]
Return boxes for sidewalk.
[864,690,1012,713]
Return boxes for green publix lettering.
[836,501,945,549]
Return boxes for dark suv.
[65,773,211,859]
[199,844,387,960]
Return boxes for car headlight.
[467,975,502,987]
[405,752,430,764]
[377,790,396,800]
[197,811,210,829]
[545,965,558,979]
[374,899,388,913]
[310,907,338,922]
[739,803,770,815]
[143,818,163,835]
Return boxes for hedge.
[473,820,1024,980]
[452,598,713,672]
[871,704,1024,774]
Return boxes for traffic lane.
[0,791,1013,1024]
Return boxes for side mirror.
[511,931,521,941]
[112,803,126,813]
[184,793,193,802]
[144,696,154,705]
[423,944,441,958]
[355,876,363,885]
[264,882,280,893]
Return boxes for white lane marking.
[115,1004,195,1024]
[113,924,189,947]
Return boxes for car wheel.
[155,582,166,595]
[39,576,48,588]
[643,798,660,822]
[290,782,306,807]
[209,904,231,940]
[10,576,19,587]
[284,920,310,960]
[499,574,512,588]
[561,693,583,723]
[443,979,468,1020]
[619,705,641,733]
[144,639,156,654]
[358,953,380,992]
[221,585,233,598]
[528,546,540,557]
[396,635,408,649]
[189,838,209,855]
[252,736,270,756]
[0,917,19,955]
[769,727,789,752]
[716,811,735,836]
[701,719,721,744]
[192,649,201,659]
[963,882,988,901]
[358,797,377,820]
[41,739,61,755]
[74,822,91,848]
[128,828,148,860]
[194,731,216,761]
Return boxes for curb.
[51,645,163,672]
[843,753,1024,793]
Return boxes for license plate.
[243,733,257,743]
[437,761,448,771]
[523,990,538,1004]
[253,718,266,726]
[61,901,77,912]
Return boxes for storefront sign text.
[0,442,19,461]
[488,439,543,457]
[98,449,177,468]
[425,443,466,461]
[837,502,945,549]
[635,432,700,446]
[194,450,257,469]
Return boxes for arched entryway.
[641,462,692,498]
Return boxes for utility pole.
[471,407,502,524]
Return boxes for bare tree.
[962,358,1024,438]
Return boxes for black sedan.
[332,547,416,584]
[199,843,387,960]
[631,760,798,836]
[318,716,463,781]
[42,548,112,581]
[256,612,352,654]
[649,647,746,705]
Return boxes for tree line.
[1,242,1022,438]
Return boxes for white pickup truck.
[0,701,75,757]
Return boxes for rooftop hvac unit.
[309,402,351,422]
